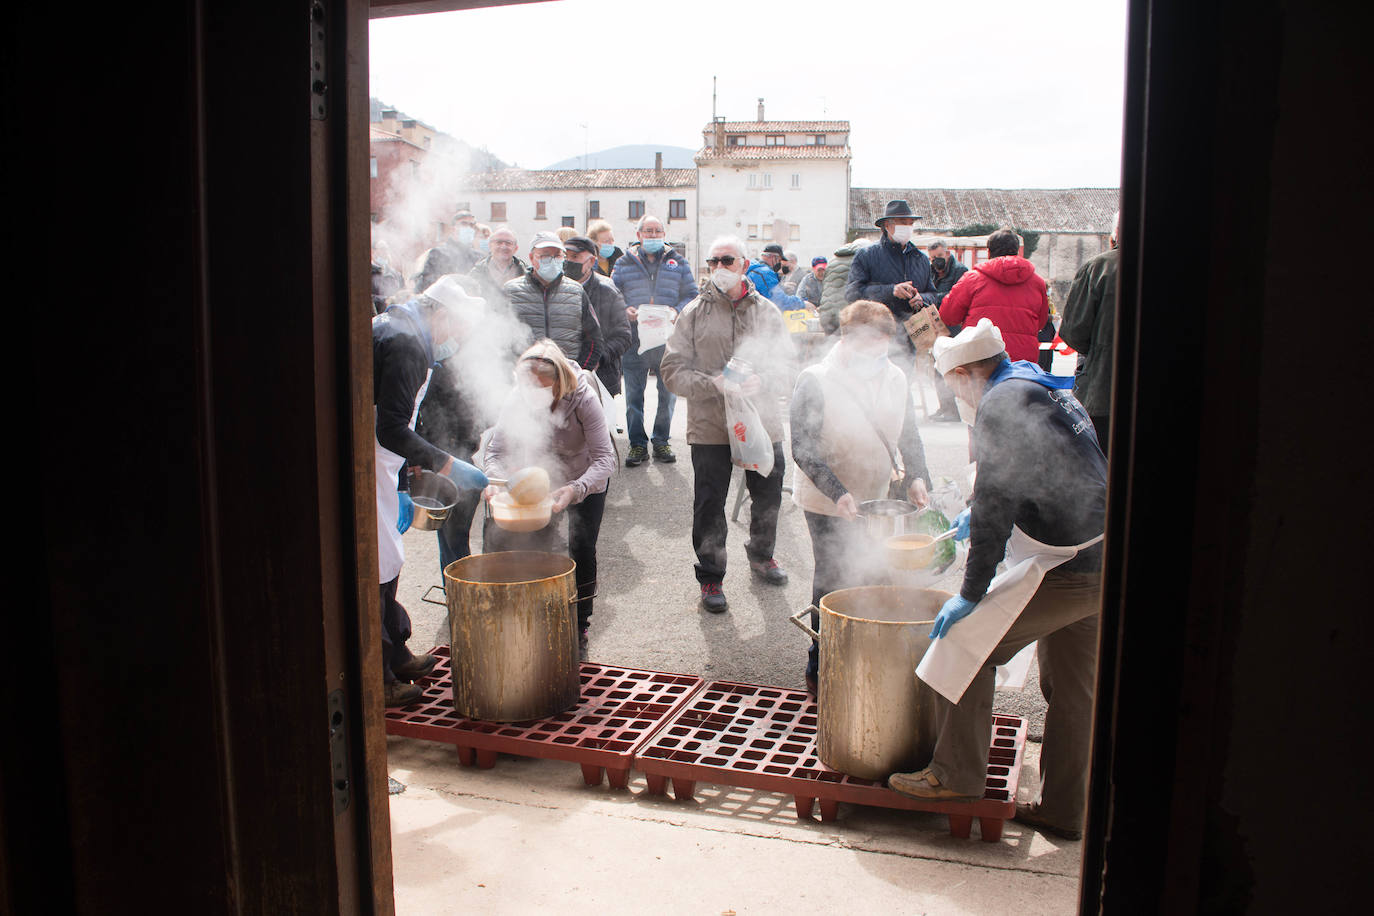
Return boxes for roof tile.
[849,188,1120,233]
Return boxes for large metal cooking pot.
[444,551,581,721]
[790,586,949,780]
[857,499,919,540]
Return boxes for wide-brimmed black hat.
[875,199,921,226]
[762,243,785,256]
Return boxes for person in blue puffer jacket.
[746,243,808,311]
[611,215,698,466]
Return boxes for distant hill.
[546,145,697,170]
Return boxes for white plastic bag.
[636,305,676,354]
[724,389,775,476]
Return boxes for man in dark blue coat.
[611,215,698,466]
[845,200,937,372]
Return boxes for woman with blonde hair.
[482,340,615,654]
[790,300,932,692]
[587,218,621,276]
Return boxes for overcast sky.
[369,0,1128,189]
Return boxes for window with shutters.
[561,216,575,228]
[535,201,547,220]
[790,173,801,189]
[765,134,784,146]
[628,200,645,219]
[588,200,600,219]
[491,202,506,221]
[669,199,687,219]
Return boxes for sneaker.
[384,681,425,707]
[887,767,981,802]
[652,443,676,463]
[392,653,437,682]
[625,445,649,467]
[930,407,962,422]
[700,583,728,613]
[1014,804,1083,841]
[749,558,789,586]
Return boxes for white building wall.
[461,187,699,263]
[695,158,851,273]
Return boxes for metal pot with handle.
[790,586,948,780]
[856,498,919,541]
[409,469,459,531]
[444,550,581,721]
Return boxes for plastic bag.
[636,305,676,354]
[724,389,774,476]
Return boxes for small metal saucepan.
[409,469,459,531]
[857,499,920,540]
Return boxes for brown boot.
[384,681,425,707]
[392,653,437,682]
[888,767,981,802]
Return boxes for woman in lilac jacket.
[482,340,616,653]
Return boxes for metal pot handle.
[422,585,447,606]
[789,605,821,641]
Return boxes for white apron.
[917,525,1104,704]
[375,369,431,583]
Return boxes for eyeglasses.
[705,256,739,267]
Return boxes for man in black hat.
[844,200,937,372]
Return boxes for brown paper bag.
[904,304,949,351]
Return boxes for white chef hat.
[421,274,486,314]
[933,317,1006,375]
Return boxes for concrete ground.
[387,350,1083,913]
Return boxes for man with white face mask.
[790,300,932,692]
[415,209,482,293]
[661,236,796,613]
[887,317,1106,843]
[503,230,604,369]
[845,199,937,375]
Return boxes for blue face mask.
[478,239,490,253]
[536,256,565,282]
[599,243,616,259]
[456,226,476,244]
[641,238,665,254]
[433,336,460,362]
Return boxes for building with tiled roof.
[465,167,697,192]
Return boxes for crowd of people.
[369,199,1119,841]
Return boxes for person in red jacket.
[938,229,1049,362]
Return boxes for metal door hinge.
[309,2,327,120]
[328,688,350,813]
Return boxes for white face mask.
[889,225,914,245]
[519,384,555,411]
[956,395,978,425]
[711,267,740,293]
[433,336,459,362]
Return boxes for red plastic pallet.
[384,646,703,788]
[633,680,1028,841]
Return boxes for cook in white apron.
[918,525,1104,704]
[374,371,431,584]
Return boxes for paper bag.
[904,304,949,352]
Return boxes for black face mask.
[932,257,947,270]
[563,260,587,282]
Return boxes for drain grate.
[633,680,1028,841]
[384,646,703,788]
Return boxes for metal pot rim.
[818,585,948,626]
[443,550,575,587]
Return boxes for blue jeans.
[622,345,675,448]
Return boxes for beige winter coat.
[660,278,796,445]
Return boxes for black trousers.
[1090,414,1110,452]
[802,510,888,678]
[379,576,414,684]
[482,487,607,630]
[690,442,785,585]
[435,486,483,578]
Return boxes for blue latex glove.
[396,491,414,534]
[445,457,489,491]
[954,507,971,541]
[929,595,978,639]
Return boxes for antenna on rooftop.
[712,76,717,122]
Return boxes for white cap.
[422,275,486,313]
[529,230,566,253]
[933,317,1006,375]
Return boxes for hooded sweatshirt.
[938,255,1050,362]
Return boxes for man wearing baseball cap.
[887,318,1107,842]
[504,230,603,368]
[745,243,808,310]
[796,257,828,307]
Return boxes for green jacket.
[818,239,871,334]
[1059,247,1119,418]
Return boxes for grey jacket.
[484,371,615,504]
[582,272,632,395]
[504,270,603,368]
[1060,247,1119,418]
[660,278,796,446]
[819,239,870,334]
